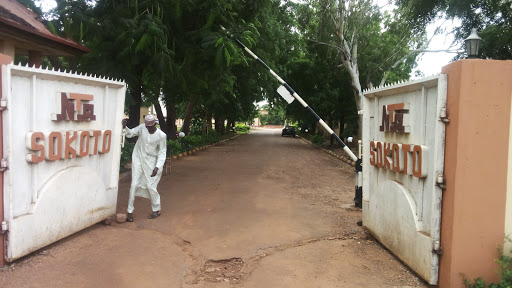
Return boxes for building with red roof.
[0,0,90,67]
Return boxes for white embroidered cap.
[144,114,157,126]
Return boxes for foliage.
[273,0,421,142]
[235,124,250,133]
[121,128,229,167]
[25,0,434,147]
[463,237,512,288]
[167,140,182,156]
[311,134,325,145]
[188,118,207,136]
[188,124,205,137]
[166,131,225,156]
[168,135,203,155]
[120,141,135,170]
[259,104,287,126]
[185,135,205,148]
[300,0,422,123]
[27,0,273,139]
[206,130,222,144]
[396,0,512,60]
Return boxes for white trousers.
[127,167,161,213]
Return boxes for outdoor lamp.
[465,28,482,59]
[178,132,185,138]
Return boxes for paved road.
[0,127,428,288]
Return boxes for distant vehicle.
[281,125,296,137]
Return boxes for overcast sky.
[413,18,462,78]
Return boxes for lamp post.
[465,28,482,59]
[178,132,185,153]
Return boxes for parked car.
[282,125,296,137]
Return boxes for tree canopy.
[397,0,512,59]
[19,0,511,141]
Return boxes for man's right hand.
[122,119,128,128]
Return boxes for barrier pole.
[221,26,362,207]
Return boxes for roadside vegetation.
[120,124,250,170]
[464,238,512,288]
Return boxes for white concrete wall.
[2,64,125,261]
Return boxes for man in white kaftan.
[122,115,167,221]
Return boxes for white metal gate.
[362,75,447,284]
[2,64,125,261]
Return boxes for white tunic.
[124,124,167,199]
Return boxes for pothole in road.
[199,257,245,284]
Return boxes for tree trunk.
[214,115,223,132]
[152,99,167,136]
[227,118,235,132]
[181,95,197,136]
[128,89,142,129]
[166,104,177,140]
[339,112,345,142]
[311,123,316,135]
[47,55,64,71]
[206,112,212,134]
[339,40,363,142]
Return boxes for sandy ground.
[0,127,430,288]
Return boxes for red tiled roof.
[0,0,90,55]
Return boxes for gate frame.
[0,54,12,267]
[362,74,448,285]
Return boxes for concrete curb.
[298,136,356,167]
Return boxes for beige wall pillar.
[0,40,15,59]
[439,60,512,287]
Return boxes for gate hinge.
[0,99,7,111]
[432,248,443,256]
[1,220,8,233]
[0,158,7,172]
[436,173,446,190]
[439,107,449,123]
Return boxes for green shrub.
[464,237,512,288]
[120,141,135,170]
[311,134,325,144]
[188,120,205,136]
[185,135,204,148]
[235,124,250,133]
[206,130,221,144]
[122,129,226,168]
[167,139,182,156]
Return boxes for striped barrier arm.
[221,26,358,162]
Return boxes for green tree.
[396,0,512,60]
[45,0,174,129]
[41,0,268,137]
[310,0,423,139]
